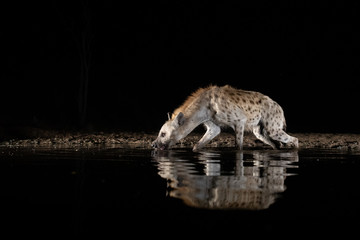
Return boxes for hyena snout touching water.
[152,85,298,151]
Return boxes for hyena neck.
[175,105,210,142]
[171,85,214,120]
[172,87,213,142]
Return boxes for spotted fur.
[152,85,298,151]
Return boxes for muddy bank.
[1,131,359,150]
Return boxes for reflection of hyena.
[152,85,298,151]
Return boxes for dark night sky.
[2,1,360,134]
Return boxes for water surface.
[0,147,359,237]
[153,150,298,210]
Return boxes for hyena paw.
[286,138,299,148]
[192,143,203,152]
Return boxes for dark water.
[0,146,359,237]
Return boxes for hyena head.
[152,112,185,150]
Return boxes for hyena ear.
[173,112,185,126]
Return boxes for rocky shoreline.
[1,131,359,150]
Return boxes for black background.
[2,1,360,134]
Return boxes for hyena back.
[152,85,298,151]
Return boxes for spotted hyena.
[152,85,298,151]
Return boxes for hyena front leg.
[193,121,221,151]
[234,119,246,150]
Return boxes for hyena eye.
[160,132,166,138]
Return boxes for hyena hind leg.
[268,129,299,148]
[252,125,277,149]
